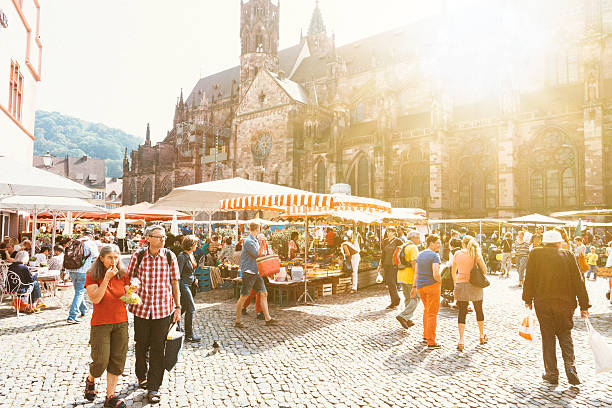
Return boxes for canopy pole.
[235,211,239,241]
[192,212,196,234]
[31,209,38,258]
[51,212,57,250]
[298,213,314,304]
[208,212,212,238]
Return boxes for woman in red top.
[84,244,132,408]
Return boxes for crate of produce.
[322,283,333,296]
[334,277,352,294]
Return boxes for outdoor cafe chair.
[3,271,34,317]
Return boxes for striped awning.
[219,193,391,213]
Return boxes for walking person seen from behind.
[379,227,403,310]
[65,229,99,324]
[127,225,181,404]
[411,234,442,349]
[234,222,278,327]
[177,235,201,342]
[451,236,488,351]
[522,230,590,386]
[395,230,421,330]
[84,244,131,408]
[500,232,513,278]
[514,231,530,288]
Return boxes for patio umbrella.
[0,157,92,198]
[0,195,106,256]
[508,213,566,225]
[170,214,179,235]
[106,202,190,222]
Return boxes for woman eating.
[84,244,131,407]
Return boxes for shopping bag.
[256,241,280,277]
[164,321,184,372]
[585,317,612,374]
[519,309,537,341]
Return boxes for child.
[586,246,598,280]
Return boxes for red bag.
[12,298,28,312]
[256,241,281,277]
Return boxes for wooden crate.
[598,266,612,277]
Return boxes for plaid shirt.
[128,247,180,320]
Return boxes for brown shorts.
[89,321,129,377]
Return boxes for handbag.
[342,260,353,274]
[164,321,184,372]
[586,317,612,373]
[256,241,281,277]
[469,258,490,288]
[578,253,589,274]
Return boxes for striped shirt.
[514,240,530,258]
[128,247,180,320]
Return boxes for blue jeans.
[398,283,419,321]
[180,282,196,336]
[586,265,597,280]
[68,272,88,320]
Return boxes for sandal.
[104,395,126,408]
[147,390,161,404]
[137,378,147,389]
[480,334,489,345]
[85,376,96,402]
[457,342,464,352]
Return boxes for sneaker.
[67,319,79,324]
[427,344,441,349]
[386,304,398,310]
[256,312,265,320]
[186,334,201,343]
[541,374,559,385]
[265,319,279,326]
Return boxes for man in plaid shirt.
[127,225,181,405]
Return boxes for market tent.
[429,218,509,229]
[106,202,190,221]
[508,213,566,225]
[381,208,428,223]
[0,157,92,198]
[0,195,106,255]
[551,209,612,218]
[151,177,310,213]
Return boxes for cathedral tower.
[306,0,330,56]
[240,0,280,96]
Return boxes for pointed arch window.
[316,161,326,193]
[348,155,371,197]
[141,179,152,203]
[485,173,497,209]
[562,168,577,207]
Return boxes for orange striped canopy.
[219,193,391,213]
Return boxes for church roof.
[185,44,304,106]
[269,72,309,104]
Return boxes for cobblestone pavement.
[1,273,612,408]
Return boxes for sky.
[37,0,455,143]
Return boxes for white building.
[0,1,42,238]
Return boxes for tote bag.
[164,321,184,372]
[256,241,281,277]
[586,317,612,374]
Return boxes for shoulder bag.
[256,240,281,277]
[469,257,490,288]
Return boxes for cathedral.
[122,0,612,218]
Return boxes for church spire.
[145,123,151,146]
[308,0,326,36]
[179,88,184,107]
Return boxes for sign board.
[0,10,7,28]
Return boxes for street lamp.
[42,151,54,167]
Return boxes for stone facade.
[123,0,612,218]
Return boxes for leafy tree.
[34,110,143,178]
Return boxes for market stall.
[220,193,392,304]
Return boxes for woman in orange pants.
[411,234,442,349]
[242,289,263,318]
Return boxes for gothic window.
[459,181,470,210]
[400,148,430,208]
[528,128,578,210]
[316,161,326,193]
[455,139,496,213]
[471,172,485,209]
[141,179,152,203]
[128,183,137,205]
[556,48,581,85]
[485,173,497,209]
[158,176,173,199]
[351,103,364,123]
[256,31,264,52]
[348,155,371,197]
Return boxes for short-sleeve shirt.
[415,249,441,289]
[397,243,419,284]
[240,234,260,275]
[85,272,131,326]
[127,248,180,320]
[587,253,598,266]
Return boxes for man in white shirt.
[47,245,65,271]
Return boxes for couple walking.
[83,225,183,406]
[384,230,488,349]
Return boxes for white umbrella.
[508,213,566,225]
[0,195,106,256]
[170,214,179,235]
[0,157,92,198]
[116,211,127,239]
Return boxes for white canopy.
[0,195,106,213]
[551,209,612,218]
[151,177,310,213]
[508,213,566,225]
[0,157,92,198]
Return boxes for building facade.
[1,0,43,237]
[33,154,107,207]
[123,0,612,218]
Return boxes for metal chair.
[0,262,9,303]
[3,270,34,317]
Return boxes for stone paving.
[1,273,612,408]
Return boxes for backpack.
[132,247,174,279]
[393,242,414,269]
[63,239,86,270]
